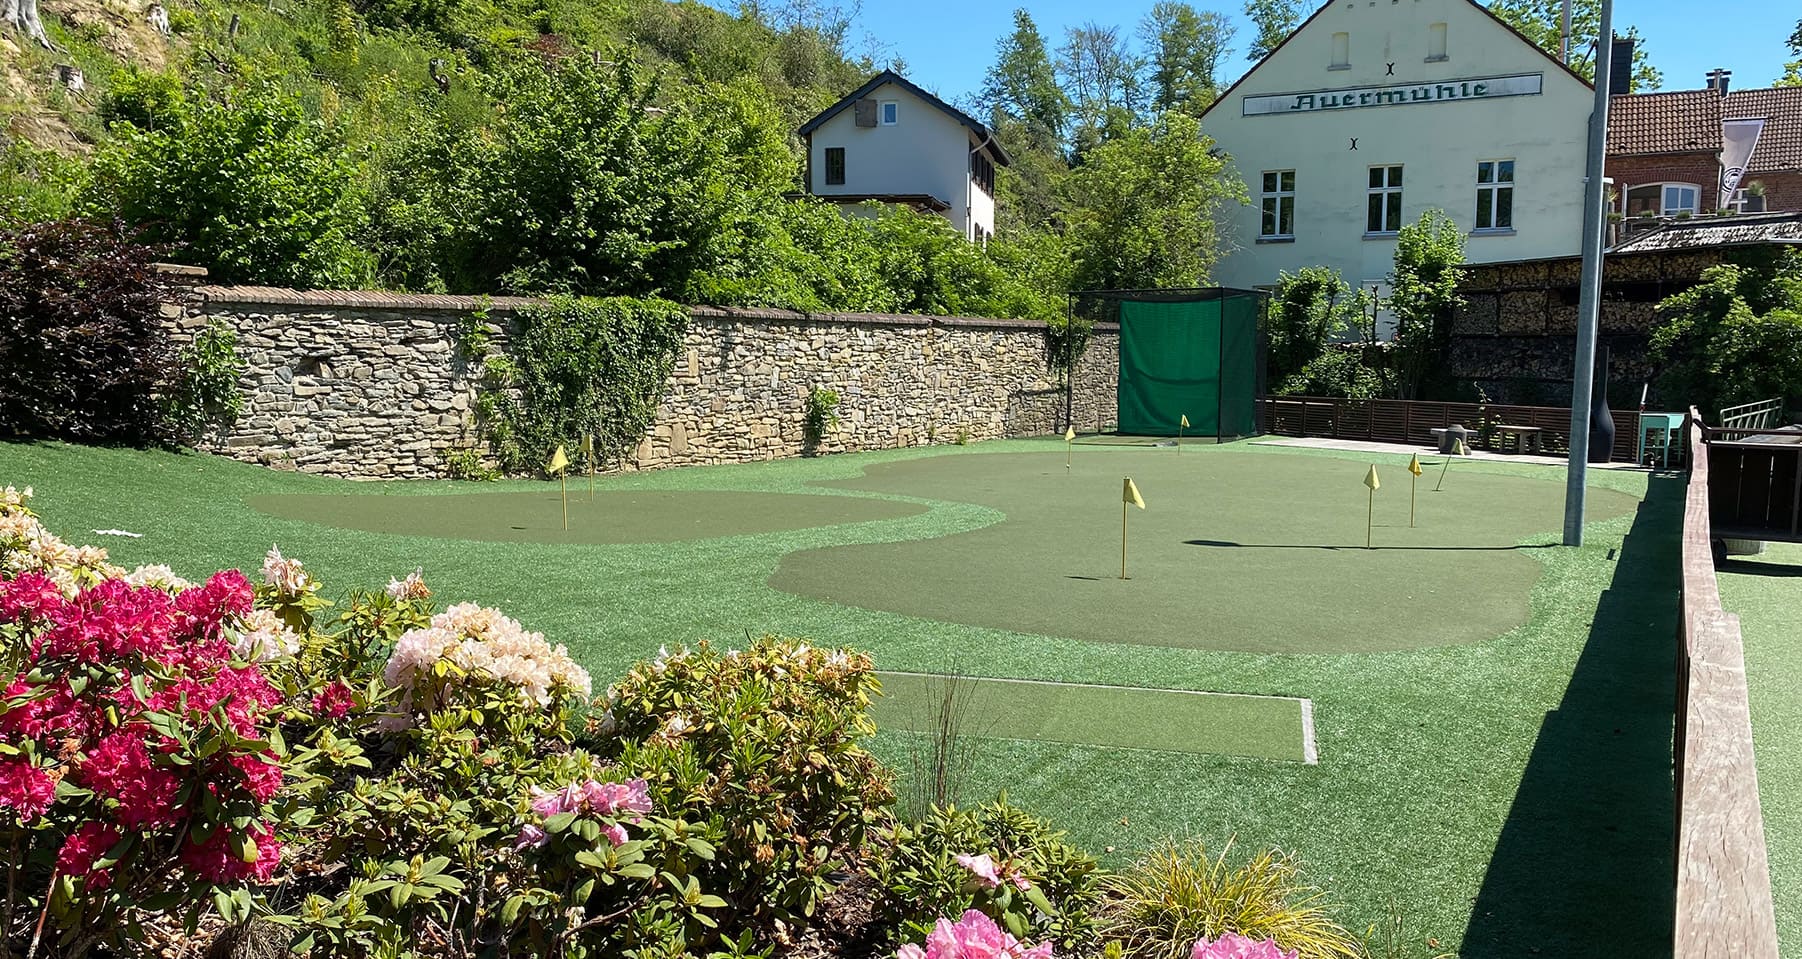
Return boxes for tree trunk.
[2,0,52,48]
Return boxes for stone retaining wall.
[174,288,1119,479]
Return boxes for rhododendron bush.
[0,489,285,956]
[896,909,1056,959]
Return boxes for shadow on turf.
[1461,474,1681,958]
[1716,556,1802,578]
[1183,539,1558,552]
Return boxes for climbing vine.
[465,296,688,475]
[1045,316,1093,386]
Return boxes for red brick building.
[1605,80,1802,231]
[1725,87,1802,213]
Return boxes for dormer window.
[880,101,899,125]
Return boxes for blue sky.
[817,0,1797,105]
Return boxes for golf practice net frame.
[1071,287,1267,441]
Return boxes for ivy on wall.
[462,296,689,476]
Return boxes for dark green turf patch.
[246,489,928,544]
[771,449,1641,654]
[873,671,1310,762]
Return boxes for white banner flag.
[1720,117,1766,208]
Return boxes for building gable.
[799,71,1010,167]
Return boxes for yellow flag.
[1123,477,1146,509]
[1455,438,1470,456]
[547,445,569,474]
[1180,413,1190,429]
[579,435,594,455]
[1363,464,1380,491]
[1064,425,1076,443]
[1408,453,1423,476]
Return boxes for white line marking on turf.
[877,670,1320,765]
[1299,698,1319,766]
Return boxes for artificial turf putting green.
[1717,545,1802,955]
[873,671,1312,763]
[770,449,1642,654]
[247,489,927,544]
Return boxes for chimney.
[1705,68,1732,95]
[1608,36,1635,95]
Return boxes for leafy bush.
[0,489,290,957]
[868,798,1102,952]
[600,637,895,928]
[98,67,186,131]
[167,319,247,441]
[1099,840,1363,959]
[82,79,371,288]
[466,295,688,475]
[1650,250,1802,417]
[1385,212,1467,400]
[895,908,1055,959]
[804,386,841,449]
[0,218,181,445]
[1266,267,1372,392]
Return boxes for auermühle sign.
[1242,73,1543,116]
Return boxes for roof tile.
[1607,90,1723,156]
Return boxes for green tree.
[1061,111,1243,291]
[1486,0,1662,91]
[1778,20,1802,87]
[979,9,1070,153]
[1243,0,1301,62]
[1140,2,1235,115]
[81,80,371,288]
[1650,251,1802,417]
[1059,22,1148,150]
[1266,267,1373,389]
[1386,210,1468,399]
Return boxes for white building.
[798,71,1010,243]
[1202,0,1595,334]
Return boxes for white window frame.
[1260,170,1295,239]
[879,100,899,125]
[1474,159,1514,232]
[1366,165,1403,235]
[1624,181,1700,217]
[1728,188,1749,213]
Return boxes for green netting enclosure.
[1074,288,1266,440]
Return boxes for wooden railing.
[1674,408,1780,958]
[1259,396,1644,463]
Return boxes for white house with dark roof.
[1200,0,1595,334]
[798,71,1011,243]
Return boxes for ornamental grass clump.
[602,636,895,927]
[0,489,290,957]
[1099,840,1363,959]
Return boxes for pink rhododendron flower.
[514,824,549,851]
[901,910,1053,959]
[57,822,121,890]
[312,680,356,719]
[174,570,253,640]
[1190,934,1299,959]
[956,853,1003,890]
[76,731,181,829]
[582,778,653,819]
[0,759,55,821]
[180,823,282,883]
[232,754,285,803]
[601,823,629,846]
[0,572,63,620]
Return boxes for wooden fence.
[1259,396,1644,463]
[1705,426,1802,544]
[1674,408,1780,958]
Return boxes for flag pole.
[1410,472,1417,527]
[1121,500,1129,580]
[561,474,568,530]
[1435,452,1452,491]
[1367,486,1374,549]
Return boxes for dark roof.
[797,71,1011,167]
[789,192,953,213]
[1725,87,1802,173]
[1610,211,1802,252]
[1607,89,1723,156]
[1201,0,1591,122]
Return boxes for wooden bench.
[1491,424,1544,455]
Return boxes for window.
[1366,165,1403,234]
[971,150,995,196]
[880,100,898,125]
[1260,170,1295,238]
[1729,188,1749,213]
[1475,159,1514,230]
[1427,22,1448,60]
[824,147,845,186]
[1624,182,1699,217]
[1330,32,1350,68]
